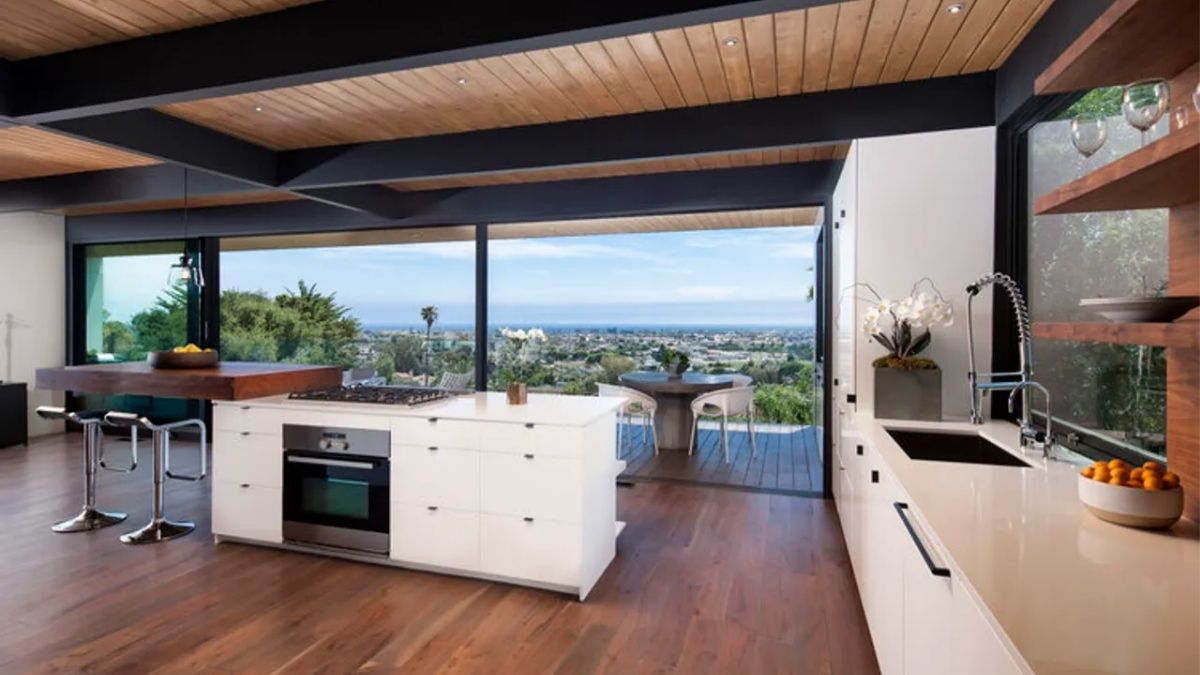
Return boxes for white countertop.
[855,414,1200,675]
[226,391,624,427]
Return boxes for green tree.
[420,305,439,386]
[599,353,636,384]
[374,353,396,383]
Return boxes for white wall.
[843,127,996,421]
[0,211,66,437]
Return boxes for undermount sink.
[886,428,1030,468]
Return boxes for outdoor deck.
[618,422,824,496]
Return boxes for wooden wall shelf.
[1035,0,1200,94]
[1033,321,1199,349]
[1034,124,1199,215]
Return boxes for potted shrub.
[653,347,691,379]
[857,280,954,421]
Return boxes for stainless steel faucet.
[966,273,1054,457]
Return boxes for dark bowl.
[147,350,219,369]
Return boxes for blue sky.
[104,226,817,327]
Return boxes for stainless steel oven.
[282,424,390,555]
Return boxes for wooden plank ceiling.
[388,143,849,191]
[0,126,158,181]
[161,0,1052,150]
[0,0,318,60]
[221,206,822,251]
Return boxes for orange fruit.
[1093,467,1110,483]
[1108,476,1127,486]
[1143,461,1163,473]
[1125,480,1143,488]
[1130,468,1144,481]
[1082,467,1095,478]
[1111,468,1129,483]
[1143,476,1163,491]
[1108,459,1128,470]
[1093,460,1108,469]
[1163,472,1181,489]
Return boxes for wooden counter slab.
[36,362,341,401]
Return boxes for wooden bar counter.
[36,362,341,401]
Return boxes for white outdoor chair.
[597,383,658,458]
[438,371,471,390]
[729,374,753,388]
[689,385,757,463]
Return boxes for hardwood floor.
[0,433,877,675]
[620,424,823,495]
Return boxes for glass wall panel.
[219,227,476,387]
[1027,88,1169,458]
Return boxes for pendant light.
[168,168,205,288]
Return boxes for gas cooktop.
[289,385,457,406]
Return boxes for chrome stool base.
[52,507,127,533]
[120,519,195,545]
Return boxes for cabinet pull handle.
[856,444,863,456]
[240,405,251,410]
[427,446,438,451]
[239,483,249,488]
[240,431,250,436]
[524,423,535,429]
[871,470,879,484]
[894,502,950,578]
[427,506,439,511]
[523,453,534,459]
[427,417,438,423]
[523,516,534,523]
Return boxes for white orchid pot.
[874,366,942,421]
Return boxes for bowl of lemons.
[1078,459,1184,529]
[147,344,219,369]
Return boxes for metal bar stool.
[103,413,207,544]
[35,406,138,533]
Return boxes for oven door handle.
[286,456,376,470]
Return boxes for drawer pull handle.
[523,516,534,523]
[523,453,534,459]
[239,483,249,489]
[524,423,535,429]
[240,431,250,437]
[428,446,438,451]
[894,502,950,578]
[427,417,438,424]
[427,506,439,512]
[240,406,251,411]
[856,444,863,456]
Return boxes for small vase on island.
[506,381,528,405]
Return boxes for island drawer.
[480,451,580,522]
[392,417,479,450]
[391,503,479,572]
[213,431,282,488]
[480,513,579,587]
[391,444,479,511]
[480,423,584,458]
[213,482,282,543]
[213,405,281,435]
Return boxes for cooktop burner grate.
[289,385,457,406]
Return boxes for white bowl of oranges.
[1078,460,1184,529]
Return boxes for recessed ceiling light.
[946,3,965,14]
[254,105,264,112]
[722,36,738,47]
[455,76,469,85]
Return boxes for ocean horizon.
[362,323,815,332]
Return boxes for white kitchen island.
[209,391,625,601]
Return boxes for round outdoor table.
[618,371,735,451]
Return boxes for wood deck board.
[619,424,823,495]
[0,433,873,674]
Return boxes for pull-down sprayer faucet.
[966,273,1053,457]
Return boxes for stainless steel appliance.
[282,424,390,555]
[288,385,456,406]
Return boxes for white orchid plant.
[499,327,547,381]
[853,279,954,370]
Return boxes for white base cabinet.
[211,398,619,601]
[836,433,1026,675]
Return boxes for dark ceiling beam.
[0,58,12,119]
[994,0,1113,124]
[11,0,840,124]
[279,73,995,189]
[0,165,257,214]
[65,162,838,244]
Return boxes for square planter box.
[874,367,942,421]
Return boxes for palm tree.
[420,305,439,386]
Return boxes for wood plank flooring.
[620,424,823,495]
[0,433,876,674]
